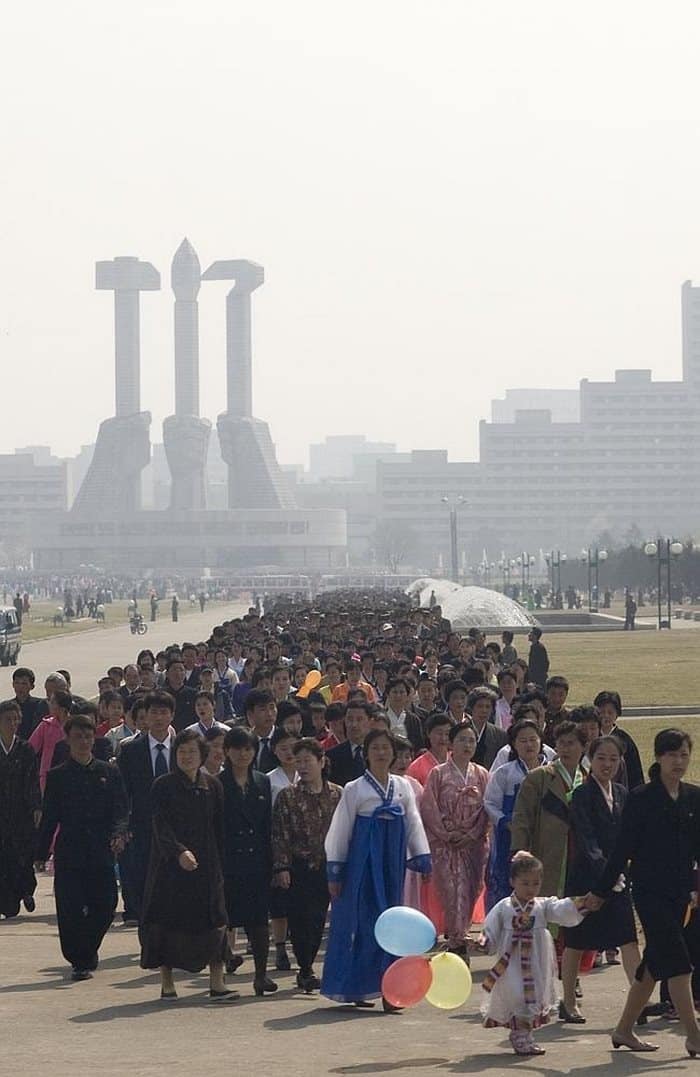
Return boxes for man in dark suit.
[468,687,507,770]
[162,659,197,732]
[9,666,44,740]
[35,714,129,979]
[326,701,371,786]
[181,643,201,690]
[116,690,175,923]
[243,688,277,773]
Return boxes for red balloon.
[381,955,433,1008]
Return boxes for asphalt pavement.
[1,878,695,1077]
[0,601,249,700]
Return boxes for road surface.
[0,601,248,699]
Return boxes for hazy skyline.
[2,1,699,469]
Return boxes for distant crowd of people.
[1,591,700,1058]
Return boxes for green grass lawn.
[20,599,227,643]
[540,630,699,707]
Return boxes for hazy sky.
[2,1,699,467]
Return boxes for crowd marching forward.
[2,590,700,1058]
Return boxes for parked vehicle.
[0,606,22,665]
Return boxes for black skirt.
[139,923,227,973]
[224,869,270,928]
[632,888,692,982]
[564,889,637,951]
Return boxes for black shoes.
[275,949,291,971]
[22,895,36,913]
[71,969,93,982]
[296,971,321,993]
[559,1000,586,1024]
[253,977,278,996]
[226,954,243,974]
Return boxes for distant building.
[0,453,67,562]
[491,388,580,424]
[309,435,397,481]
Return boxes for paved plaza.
[2,877,696,1077]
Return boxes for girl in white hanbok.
[478,852,585,1056]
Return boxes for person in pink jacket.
[29,690,72,790]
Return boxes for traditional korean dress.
[480,894,584,1029]
[321,770,431,1002]
[420,758,489,947]
[484,757,545,911]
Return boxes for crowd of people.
[1,589,700,1058]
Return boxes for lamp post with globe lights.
[516,552,536,598]
[580,547,607,613]
[644,538,684,630]
[545,549,567,605]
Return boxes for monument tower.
[202,258,296,509]
[162,239,211,509]
[72,256,160,515]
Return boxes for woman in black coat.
[220,726,277,996]
[589,728,700,1056]
[139,730,234,1001]
[560,735,639,1022]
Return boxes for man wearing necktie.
[117,692,175,923]
[326,702,371,786]
[244,689,277,774]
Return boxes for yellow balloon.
[296,669,322,699]
[425,952,472,1009]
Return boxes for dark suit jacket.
[611,725,645,791]
[327,740,366,786]
[220,767,272,877]
[566,778,627,894]
[117,733,173,837]
[253,735,277,774]
[164,683,198,732]
[472,722,508,770]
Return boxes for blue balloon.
[374,906,436,957]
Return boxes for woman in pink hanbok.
[420,721,490,957]
[406,712,452,787]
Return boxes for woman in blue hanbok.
[484,719,547,911]
[321,729,432,1008]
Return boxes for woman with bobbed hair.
[588,729,700,1055]
[593,690,644,790]
[139,729,233,1001]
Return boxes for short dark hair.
[12,667,34,685]
[99,690,123,708]
[449,719,477,744]
[173,728,207,764]
[245,688,274,713]
[194,691,215,707]
[223,726,257,753]
[52,690,73,713]
[345,699,372,719]
[588,734,624,760]
[0,699,21,719]
[362,728,397,764]
[425,710,454,735]
[593,690,622,716]
[325,702,347,725]
[546,675,569,693]
[444,678,468,702]
[554,720,587,748]
[144,690,176,714]
[271,726,296,749]
[507,718,542,753]
[385,676,411,696]
[467,687,497,712]
[65,713,96,736]
[293,736,324,761]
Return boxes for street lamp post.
[545,549,567,598]
[580,547,608,613]
[644,538,684,629]
[516,552,535,595]
[441,496,466,583]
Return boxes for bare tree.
[373,521,416,574]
